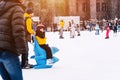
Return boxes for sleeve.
[11,6,28,54]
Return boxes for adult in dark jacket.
[0,0,27,80]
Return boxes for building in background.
[25,0,120,27]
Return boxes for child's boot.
[46,59,53,65]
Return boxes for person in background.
[88,21,93,32]
[36,23,53,65]
[21,8,35,69]
[95,23,100,35]
[0,0,27,80]
[70,20,76,38]
[76,24,80,36]
[59,20,65,39]
[105,24,110,39]
[112,20,118,36]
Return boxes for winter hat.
[37,23,45,30]
[26,8,33,14]
[37,23,44,27]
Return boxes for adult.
[0,0,27,80]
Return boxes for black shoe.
[70,36,74,38]
[59,36,64,39]
[105,37,109,39]
[77,34,80,36]
[22,63,33,69]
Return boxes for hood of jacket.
[24,12,31,18]
[0,0,25,16]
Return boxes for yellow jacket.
[36,36,47,45]
[60,20,65,28]
[24,13,35,34]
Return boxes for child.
[59,20,64,39]
[105,24,110,39]
[35,23,53,65]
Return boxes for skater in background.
[52,23,57,32]
[70,20,76,38]
[76,24,80,36]
[88,21,93,32]
[117,20,120,31]
[36,23,53,65]
[105,24,110,39]
[95,23,100,35]
[68,21,71,32]
[59,20,65,39]
[86,24,90,31]
[112,20,118,36]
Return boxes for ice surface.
[1,30,120,80]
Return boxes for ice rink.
[1,30,120,80]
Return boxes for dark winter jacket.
[36,26,46,45]
[0,1,27,55]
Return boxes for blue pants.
[0,50,23,80]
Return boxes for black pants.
[40,44,52,59]
[21,53,28,67]
[21,41,29,67]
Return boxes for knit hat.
[37,23,44,27]
[37,23,45,30]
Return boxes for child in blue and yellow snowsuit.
[35,23,53,65]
